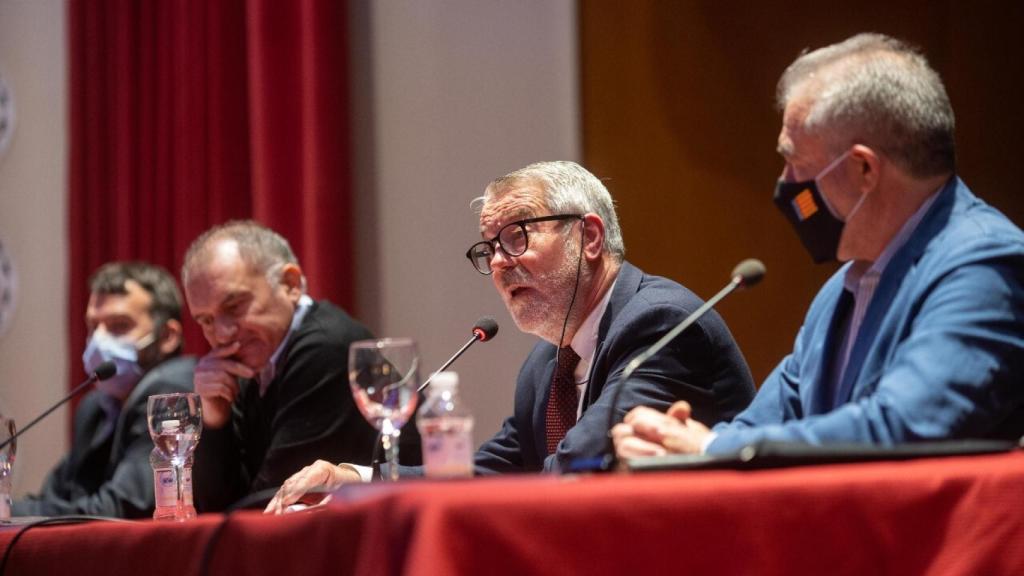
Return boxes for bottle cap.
[430,371,459,392]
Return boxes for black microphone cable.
[0,515,133,576]
[545,215,587,462]
[196,487,285,576]
[556,215,587,352]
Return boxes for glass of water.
[147,393,201,519]
[348,338,420,481]
[0,414,15,520]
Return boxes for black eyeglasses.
[465,214,583,275]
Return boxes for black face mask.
[773,179,844,263]
[773,150,852,263]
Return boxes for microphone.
[593,259,766,471]
[417,317,499,393]
[0,361,117,452]
[369,318,499,477]
[472,317,500,342]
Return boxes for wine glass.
[147,393,202,519]
[0,414,15,520]
[348,338,420,481]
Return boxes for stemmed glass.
[0,415,15,520]
[348,338,420,481]
[147,393,202,520]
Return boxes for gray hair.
[777,33,956,178]
[181,220,305,290]
[473,161,625,261]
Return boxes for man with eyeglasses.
[265,161,755,511]
[464,160,755,473]
[614,34,1024,460]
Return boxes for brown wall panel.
[581,1,1024,384]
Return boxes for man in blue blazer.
[265,161,755,510]
[615,33,1024,458]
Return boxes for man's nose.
[212,317,238,345]
[489,245,516,272]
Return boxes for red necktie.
[545,346,582,455]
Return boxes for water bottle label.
[0,465,11,520]
[423,431,474,478]
[154,469,177,507]
[183,467,194,506]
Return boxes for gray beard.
[503,245,590,346]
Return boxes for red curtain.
[67,0,354,398]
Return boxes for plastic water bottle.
[417,371,474,478]
[0,414,15,520]
[150,448,195,521]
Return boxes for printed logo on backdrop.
[0,235,16,339]
[0,68,14,163]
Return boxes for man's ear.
[157,318,183,357]
[581,213,606,261]
[851,144,881,194]
[278,263,305,301]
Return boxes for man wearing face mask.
[12,262,195,518]
[614,33,1024,459]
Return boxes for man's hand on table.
[611,401,711,458]
[264,460,362,515]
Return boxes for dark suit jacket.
[12,355,195,518]
[475,261,756,473]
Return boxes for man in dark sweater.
[13,262,194,518]
[183,220,409,511]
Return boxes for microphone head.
[732,259,766,288]
[93,361,118,381]
[472,317,499,342]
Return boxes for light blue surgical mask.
[82,331,155,400]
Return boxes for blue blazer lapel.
[785,268,848,416]
[809,288,854,414]
[835,178,958,403]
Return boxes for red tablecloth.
[3,452,1024,576]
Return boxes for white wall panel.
[353,0,580,446]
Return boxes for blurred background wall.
[581,0,1024,388]
[0,0,70,499]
